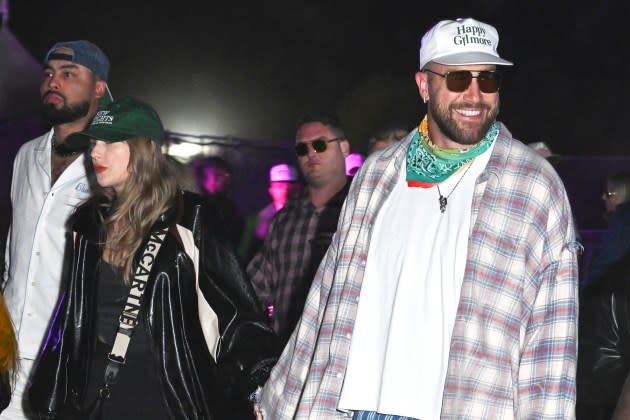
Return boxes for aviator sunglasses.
[295,137,343,157]
[424,69,503,93]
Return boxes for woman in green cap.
[28,97,276,419]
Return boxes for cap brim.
[432,52,513,67]
[64,132,92,150]
[65,126,134,150]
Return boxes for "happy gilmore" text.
[453,25,492,47]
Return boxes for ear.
[415,71,429,102]
[339,139,350,157]
[94,80,107,99]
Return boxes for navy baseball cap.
[45,40,113,107]
[44,40,110,82]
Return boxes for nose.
[306,143,318,158]
[44,73,61,90]
[91,140,105,161]
[463,78,483,101]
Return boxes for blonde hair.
[99,137,178,282]
[0,294,17,385]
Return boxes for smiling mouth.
[456,109,483,117]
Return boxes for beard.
[41,94,91,125]
[429,99,499,146]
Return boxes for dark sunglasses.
[424,69,503,93]
[295,137,343,157]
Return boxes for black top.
[29,191,275,419]
[83,260,170,419]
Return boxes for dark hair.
[192,155,232,184]
[191,155,234,195]
[368,123,411,145]
[366,123,411,155]
[295,112,346,139]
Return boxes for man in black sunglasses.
[247,112,351,352]
[255,17,579,420]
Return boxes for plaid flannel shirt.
[247,193,320,337]
[260,123,580,419]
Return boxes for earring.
[423,97,428,104]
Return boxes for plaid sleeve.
[246,222,277,310]
[258,227,333,419]
[517,185,580,419]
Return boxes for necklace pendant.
[439,195,447,213]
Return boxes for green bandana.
[406,116,498,185]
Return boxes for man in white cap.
[254,18,579,419]
[2,40,112,419]
[238,163,301,264]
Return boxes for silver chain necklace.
[436,161,474,213]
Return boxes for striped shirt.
[259,123,580,419]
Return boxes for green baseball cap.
[66,97,164,150]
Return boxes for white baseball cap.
[419,17,513,70]
[269,163,298,182]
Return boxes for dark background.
[3,1,630,272]
[7,0,630,155]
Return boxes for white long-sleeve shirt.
[3,130,91,360]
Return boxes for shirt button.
[346,333,351,339]
[35,252,40,256]
[336,372,342,379]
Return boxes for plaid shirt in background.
[247,184,349,344]
[259,123,580,419]
[247,194,318,340]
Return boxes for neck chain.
[436,160,474,213]
[51,133,80,158]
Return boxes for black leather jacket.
[28,191,276,419]
[577,251,630,419]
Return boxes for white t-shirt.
[338,144,494,419]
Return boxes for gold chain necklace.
[436,160,474,213]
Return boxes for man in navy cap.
[2,40,112,419]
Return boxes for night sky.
[8,0,630,155]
